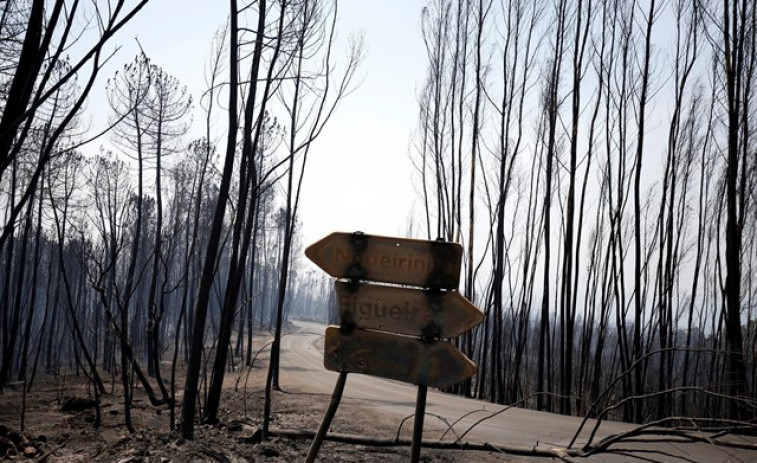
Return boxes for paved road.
[279,321,757,462]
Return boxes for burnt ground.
[0,361,526,463]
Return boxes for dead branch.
[395,411,463,442]
[33,443,65,463]
[268,415,757,462]
[579,417,757,456]
[268,427,580,462]
[445,392,565,443]
[571,348,756,447]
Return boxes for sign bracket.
[346,231,367,281]
[409,237,447,463]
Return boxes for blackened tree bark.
[631,0,656,424]
[204,0,279,425]
[181,0,241,439]
[537,0,567,413]
[0,0,152,253]
[264,0,363,436]
[721,0,751,419]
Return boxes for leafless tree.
[0,0,152,254]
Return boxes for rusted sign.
[305,232,462,289]
[335,281,484,339]
[324,326,477,389]
[306,232,485,463]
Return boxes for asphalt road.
[278,321,757,462]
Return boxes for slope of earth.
[0,343,522,462]
[2,321,756,463]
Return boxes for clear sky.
[93,1,429,249]
[299,1,428,246]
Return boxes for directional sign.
[324,326,477,389]
[305,232,485,463]
[335,281,484,338]
[305,232,462,289]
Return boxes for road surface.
[278,321,757,462]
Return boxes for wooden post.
[305,372,348,463]
[410,384,428,463]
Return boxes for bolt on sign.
[304,232,485,463]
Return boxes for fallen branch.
[268,427,580,461]
[33,443,65,463]
[580,418,757,456]
[266,423,757,462]
[396,411,463,442]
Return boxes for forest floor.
[0,357,528,462]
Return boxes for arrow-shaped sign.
[324,326,476,389]
[305,232,462,289]
[305,232,485,463]
[335,281,484,338]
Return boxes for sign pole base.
[410,384,428,463]
[305,372,348,463]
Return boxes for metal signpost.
[304,232,484,463]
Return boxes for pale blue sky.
[299,2,427,243]
[90,1,428,248]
